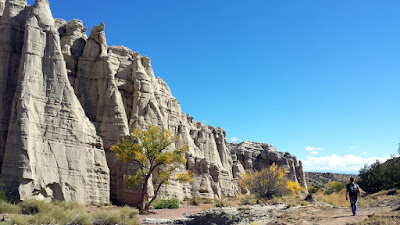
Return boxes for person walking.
[345,177,361,216]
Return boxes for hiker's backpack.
[348,183,359,196]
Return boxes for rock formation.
[0,0,109,204]
[0,0,306,205]
[229,141,307,189]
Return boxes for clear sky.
[34,0,400,174]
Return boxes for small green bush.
[19,199,52,215]
[6,214,30,225]
[0,201,20,214]
[240,194,258,205]
[117,206,140,225]
[214,198,228,207]
[203,198,213,204]
[324,181,345,195]
[68,213,91,225]
[153,198,180,209]
[187,195,202,206]
[0,182,7,202]
[308,186,319,194]
[92,210,129,225]
[54,200,82,210]
[91,206,139,225]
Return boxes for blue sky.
[36,0,400,173]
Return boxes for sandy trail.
[140,199,399,224]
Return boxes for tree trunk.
[144,179,165,212]
[140,182,148,214]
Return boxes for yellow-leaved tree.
[240,163,304,199]
[110,125,192,214]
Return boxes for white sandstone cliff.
[0,0,306,206]
[0,0,109,204]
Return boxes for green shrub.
[68,212,92,225]
[0,201,20,214]
[203,198,214,204]
[91,206,139,225]
[116,206,139,225]
[19,199,52,215]
[6,214,30,225]
[307,186,318,194]
[324,181,345,195]
[359,157,400,194]
[54,200,82,210]
[240,194,258,205]
[187,195,202,206]
[214,198,228,207]
[0,182,7,202]
[153,198,180,209]
[92,210,122,224]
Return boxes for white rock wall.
[0,0,307,206]
[0,0,109,205]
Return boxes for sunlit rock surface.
[0,0,306,205]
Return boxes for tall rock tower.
[0,0,109,204]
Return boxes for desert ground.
[140,191,400,225]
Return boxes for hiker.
[345,177,361,216]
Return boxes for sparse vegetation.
[350,213,400,225]
[239,194,258,205]
[186,195,202,205]
[186,195,215,206]
[214,198,229,207]
[0,199,139,225]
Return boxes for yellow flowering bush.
[240,163,304,199]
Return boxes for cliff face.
[0,0,306,205]
[229,142,307,189]
[0,0,109,204]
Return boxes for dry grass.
[250,221,261,225]
[350,212,400,225]
[314,189,367,207]
[199,203,214,211]
[362,189,399,207]
[1,200,139,225]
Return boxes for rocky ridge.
[0,0,306,205]
[305,172,357,188]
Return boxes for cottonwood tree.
[111,125,192,213]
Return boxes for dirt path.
[139,205,209,223]
[280,205,387,225]
[140,200,399,224]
